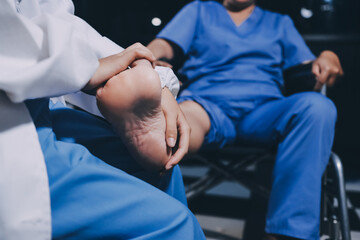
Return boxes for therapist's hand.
[312,50,344,91]
[161,87,190,171]
[84,43,156,94]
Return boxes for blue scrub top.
[157,1,315,99]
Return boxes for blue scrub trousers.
[26,99,205,240]
[179,91,337,240]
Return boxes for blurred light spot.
[320,4,334,12]
[301,8,313,19]
[152,17,162,27]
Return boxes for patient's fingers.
[313,81,323,91]
[319,67,330,84]
[327,74,337,87]
[312,61,321,79]
[312,51,344,90]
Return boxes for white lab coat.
[0,0,179,239]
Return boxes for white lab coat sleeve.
[44,0,180,114]
[37,0,124,58]
[64,92,104,118]
[58,14,124,59]
[0,0,99,103]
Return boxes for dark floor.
[180,162,360,240]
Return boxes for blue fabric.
[159,1,335,239]
[178,92,337,239]
[238,93,336,240]
[158,1,315,98]
[25,99,205,240]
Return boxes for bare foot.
[118,106,171,171]
[96,63,171,172]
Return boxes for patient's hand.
[96,60,171,172]
[312,50,344,90]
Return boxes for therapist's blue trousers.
[26,99,205,240]
[179,92,337,240]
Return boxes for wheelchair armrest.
[283,62,317,96]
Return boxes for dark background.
[73,0,360,173]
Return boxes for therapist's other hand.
[161,87,190,171]
[84,43,156,94]
[312,50,344,91]
[96,61,172,172]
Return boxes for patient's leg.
[179,101,210,153]
[96,61,171,172]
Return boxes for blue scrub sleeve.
[157,1,200,54]
[281,16,316,70]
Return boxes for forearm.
[147,39,175,61]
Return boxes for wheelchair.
[181,62,351,240]
[184,147,350,240]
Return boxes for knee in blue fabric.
[297,92,337,120]
[294,92,337,120]
[177,93,236,148]
[288,92,337,128]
